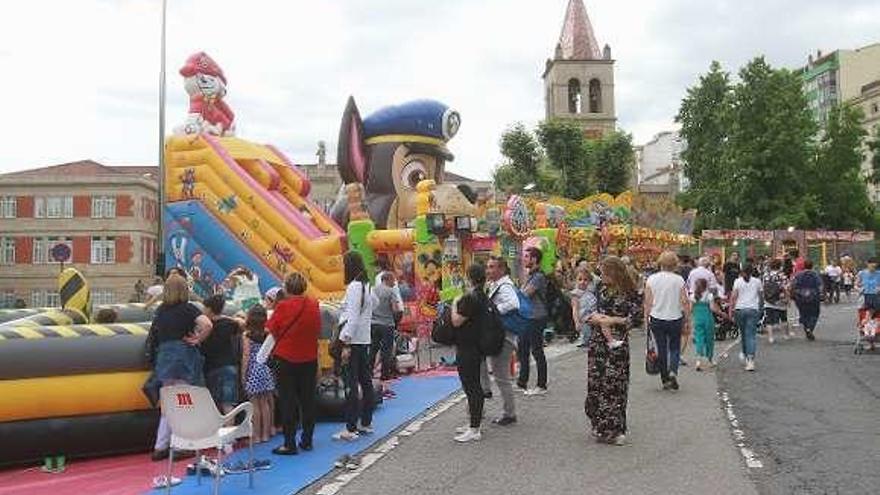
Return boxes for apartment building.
[0,161,159,308]
[798,43,880,127]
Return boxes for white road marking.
[719,391,763,469]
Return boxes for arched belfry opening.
[588,78,602,113]
[568,78,582,113]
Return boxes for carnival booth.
[500,191,697,273]
[700,229,876,267]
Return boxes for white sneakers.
[744,358,756,372]
[523,387,548,396]
[332,429,360,441]
[454,428,482,443]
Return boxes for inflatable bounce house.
[164,52,346,301]
[0,51,476,467]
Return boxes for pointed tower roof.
[557,0,601,60]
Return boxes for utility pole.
[156,0,167,276]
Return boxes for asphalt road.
[303,337,755,495]
[716,300,880,495]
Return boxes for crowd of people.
[443,246,880,448]
[142,251,411,465]
[141,244,880,463]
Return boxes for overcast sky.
[1,0,878,180]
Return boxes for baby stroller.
[714,297,739,341]
[854,307,879,354]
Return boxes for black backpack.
[764,275,783,304]
[479,296,506,357]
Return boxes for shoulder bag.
[257,301,307,374]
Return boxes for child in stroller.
[714,295,739,341]
[855,307,879,354]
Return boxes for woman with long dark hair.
[729,263,763,371]
[584,256,642,446]
[333,251,376,441]
[450,264,489,443]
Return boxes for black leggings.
[457,350,484,428]
[276,359,317,448]
[343,344,375,432]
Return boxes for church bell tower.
[543,0,616,139]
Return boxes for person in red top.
[791,249,806,276]
[266,272,321,455]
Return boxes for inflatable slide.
[164,135,346,300]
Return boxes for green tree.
[675,61,733,229]
[593,130,635,195]
[494,123,543,193]
[812,104,871,229]
[724,57,817,228]
[536,119,592,199]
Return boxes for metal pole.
[156,0,167,275]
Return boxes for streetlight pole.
[156,0,167,275]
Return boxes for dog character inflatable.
[330,97,476,229]
[175,52,235,136]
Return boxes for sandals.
[334,454,360,470]
[151,475,182,489]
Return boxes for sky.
[0,0,878,180]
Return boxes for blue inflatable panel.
[164,202,281,297]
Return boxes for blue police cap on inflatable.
[362,100,461,151]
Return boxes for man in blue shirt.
[856,258,880,313]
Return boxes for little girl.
[571,267,622,349]
[690,278,723,370]
[240,305,275,443]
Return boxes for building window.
[92,288,115,305]
[589,78,602,113]
[91,196,116,218]
[141,237,157,265]
[32,237,73,264]
[0,197,16,218]
[35,196,73,219]
[0,237,14,265]
[31,289,60,308]
[567,78,582,114]
[91,237,116,264]
[0,290,16,309]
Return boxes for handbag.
[431,303,455,346]
[645,325,660,375]
[260,301,307,374]
[329,323,345,362]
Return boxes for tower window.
[568,78,582,114]
[589,79,602,113]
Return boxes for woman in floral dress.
[585,256,642,446]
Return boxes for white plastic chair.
[159,385,255,495]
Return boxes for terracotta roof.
[558,0,601,60]
[1,160,158,179]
